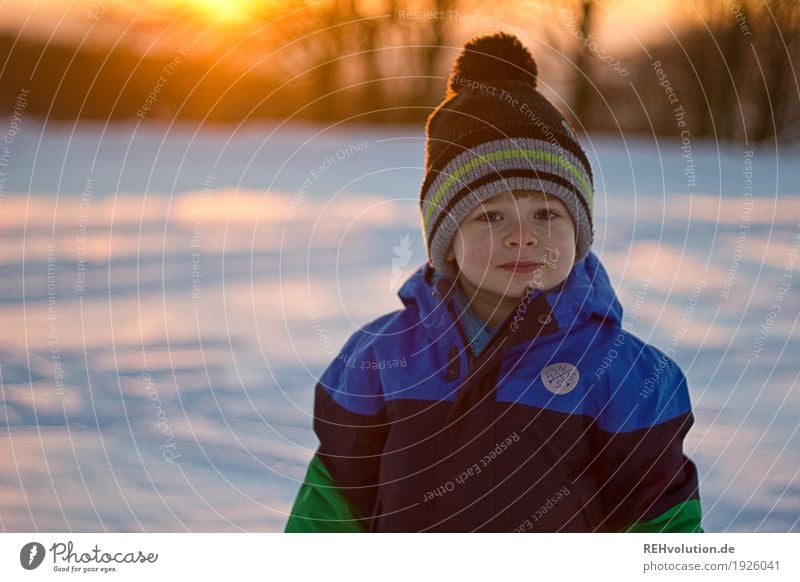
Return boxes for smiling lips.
[499,261,542,273]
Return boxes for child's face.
[445,190,577,299]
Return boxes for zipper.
[444,300,476,367]
[444,286,546,421]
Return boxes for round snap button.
[537,313,552,325]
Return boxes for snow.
[0,119,798,532]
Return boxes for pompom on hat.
[419,32,595,278]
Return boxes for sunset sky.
[1,0,689,54]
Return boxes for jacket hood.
[397,250,623,335]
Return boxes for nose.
[504,222,538,248]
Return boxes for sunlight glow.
[172,0,261,23]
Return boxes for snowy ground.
[0,119,798,532]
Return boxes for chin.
[490,280,529,299]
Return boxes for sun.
[173,0,259,24]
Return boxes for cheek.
[545,223,576,246]
[461,232,492,265]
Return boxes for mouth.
[498,261,542,274]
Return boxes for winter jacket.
[285,251,703,532]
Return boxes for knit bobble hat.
[419,32,595,279]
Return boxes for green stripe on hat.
[422,148,593,230]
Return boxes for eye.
[477,210,504,222]
[533,208,559,220]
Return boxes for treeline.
[573,0,800,143]
[1,0,798,142]
[0,33,302,122]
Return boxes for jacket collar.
[397,251,623,341]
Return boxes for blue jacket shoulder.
[317,308,411,415]
[593,329,693,433]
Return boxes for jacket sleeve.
[284,453,368,532]
[591,351,703,533]
[285,326,390,533]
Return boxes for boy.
[285,32,702,532]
